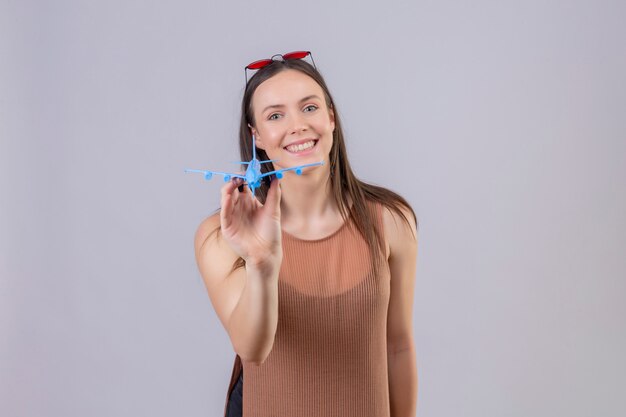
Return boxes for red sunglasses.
[244,51,316,84]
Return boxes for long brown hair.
[222,58,417,276]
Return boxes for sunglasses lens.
[246,59,273,70]
[283,51,309,60]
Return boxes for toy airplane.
[185,135,324,197]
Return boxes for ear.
[248,123,265,149]
[328,105,336,132]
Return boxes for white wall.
[1,1,625,416]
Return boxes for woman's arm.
[194,213,281,365]
[383,205,419,417]
[194,177,283,366]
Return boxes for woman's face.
[249,69,335,170]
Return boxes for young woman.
[193,51,418,417]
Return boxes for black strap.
[226,371,243,417]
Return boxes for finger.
[221,176,242,197]
[231,178,241,206]
[221,178,242,229]
[239,180,248,194]
[263,176,282,217]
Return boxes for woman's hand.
[220,175,283,270]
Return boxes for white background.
[1,0,625,416]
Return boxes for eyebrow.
[261,95,322,114]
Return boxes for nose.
[288,112,308,135]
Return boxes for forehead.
[252,70,324,110]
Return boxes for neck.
[278,167,337,226]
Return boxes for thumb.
[264,176,282,217]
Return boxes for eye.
[268,113,281,121]
[303,104,318,112]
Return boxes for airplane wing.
[184,169,246,181]
[259,160,325,179]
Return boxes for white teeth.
[286,140,315,153]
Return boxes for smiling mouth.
[284,139,318,153]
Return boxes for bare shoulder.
[382,201,419,351]
[193,210,247,331]
[194,211,222,255]
[194,211,236,252]
[193,210,241,288]
[381,202,418,260]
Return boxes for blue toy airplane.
[185,135,324,197]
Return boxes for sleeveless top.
[223,200,391,417]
